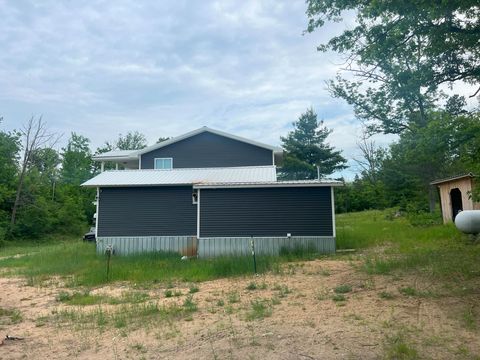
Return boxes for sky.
[0,0,472,179]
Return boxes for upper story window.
[154,158,173,170]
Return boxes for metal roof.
[430,172,475,185]
[194,179,343,189]
[81,166,278,187]
[93,150,138,160]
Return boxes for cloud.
[1,0,474,180]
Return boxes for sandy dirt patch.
[0,259,478,359]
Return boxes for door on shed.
[450,188,463,221]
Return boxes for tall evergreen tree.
[280,108,347,180]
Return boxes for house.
[431,173,479,223]
[82,127,341,257]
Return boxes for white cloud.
[0,0,476,181]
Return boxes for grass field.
[1,210,479,359]
[337,210,480,283]
[0,210,478,287]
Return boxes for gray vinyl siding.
[140,132,273,169]
[97,186,196,237]
[200,187,333,237]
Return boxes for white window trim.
[154,157,173,170]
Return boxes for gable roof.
[135,126,283,156]
[430,172,475,185]
[81,166,277,187]
[91,126,283,162]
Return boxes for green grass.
[398,287,418,297]
[379,291,395,300]
[246,299,272,321]
[337,210,480,283]
[384,332,419,360]
[48,300,197,330]
[334,284,352,294]
[246,282,257,290]
[56,290,150,306]
[332,294,347,302]
[189,285,199,294]
[2,209,479,290]
[0,307,23,325]
[0,241,282,287]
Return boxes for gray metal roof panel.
[194,179,343,189]
[81,166,277,187]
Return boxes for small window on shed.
[192,189,198,204]
[154,158,173,170]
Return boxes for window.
[154,158,173,170]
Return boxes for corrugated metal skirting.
[97,236,335,257]
[96,236,197,256]
[198,236,336,258]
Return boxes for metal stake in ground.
[250,236,257,275]
[105,245,113,281]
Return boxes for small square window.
[154,158,173,170]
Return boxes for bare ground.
[0,259,479,359]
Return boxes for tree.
[116,131,147,150]
[11,116,57,226]
[30,148,60,182]
[61,133,93,185]
[0,119,21,240]
[353,130,386,183]
[280,108,347,179]
[94,131,149,172]
[306,0,480,134]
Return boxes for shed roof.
[81,166,277,187]
[430,173,475,185]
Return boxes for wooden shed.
[431,173,480,223]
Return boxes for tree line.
[1,0,479,242]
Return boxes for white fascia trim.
[95,187,100,239]
[193,183,343,189]
[92,154,139,161]
[331,187,336,238]
[196,189,201,238]
[134,127,283,156]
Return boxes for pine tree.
[280,108,347,180]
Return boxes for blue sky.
[0,1,400,178]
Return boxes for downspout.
[95,187,100,240]
[196,189,201,239]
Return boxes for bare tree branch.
[10,116,58,227]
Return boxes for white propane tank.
[454,210,480,234]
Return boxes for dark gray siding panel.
[140,132,273,169]
[200,187,333,237]
[98,186,196,237]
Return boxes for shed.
[430,173,480,223]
